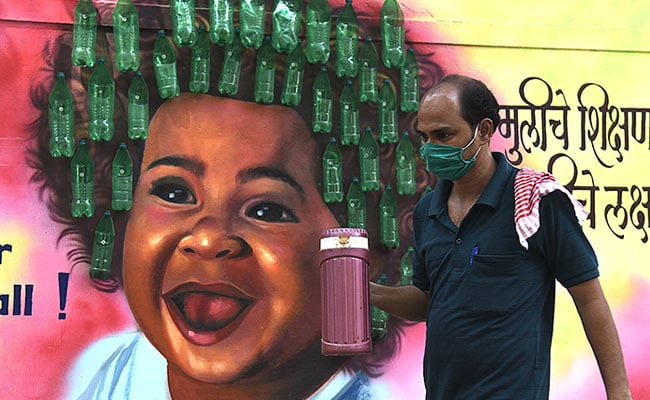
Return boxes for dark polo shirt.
[412,152,598,400]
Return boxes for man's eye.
[150,182,196,204]
[246,202,298,223]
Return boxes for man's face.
[123,94,338,384]
[417,84,475,152]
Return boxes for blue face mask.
[419,125,483,181]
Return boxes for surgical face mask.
[419,125,483,181]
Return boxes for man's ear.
[478,118,493,141]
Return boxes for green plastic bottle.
[281,44,305,106]
[153,30,180,99]
[88,58,115,141]
[219,27,242,95]
[271,0,303,54]
[209,0,234,45]
[379,184,399,248]
[169,0,197,47]
[90,210,115,280]
[190,25,210,93]
[399,246,414,285]
[340,80,360,146]
[255,36,276,104]
[378,79,397,143]
[346,177,366,229]
[359,127,380,191]
[312,66,333,133]
[358,37,378,103]
[335,0,359,78]
[239,0,265,49]
[72,0,97,67]
[48,72,75,158]
[380,0,405,68]
[112,0,140,72]
[127,71,149,140]
[305,0,332,64]
[370,274,389,338]
[396,132,416,195]
[322,137,344,203]
[71,139,95,218]
[400,47,420,112]
[112,143,133,211]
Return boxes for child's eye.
[150,181,196,204]
[246,202,299,223]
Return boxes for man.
[370,74,631,399]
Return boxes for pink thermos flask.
[320,228,372,356]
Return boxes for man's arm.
[369,282,429,322]
[568,277,632,400]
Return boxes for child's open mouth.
[164,282,253,346]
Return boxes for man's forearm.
[369,283,429,322]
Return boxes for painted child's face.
[123,94,338,384]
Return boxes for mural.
[0,0,648,399]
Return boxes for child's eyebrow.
[238,166,306,197]
[145,156,205,176]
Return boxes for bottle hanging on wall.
[169,0,197,47]
[239,0,265,49]
[127,71,149,140]
[153,30,180,99]
[190,25,210,93]
[113,0,140,72]
[219,27,242,95]
[90,210,115,280]
[209,0,235,46]
[380,184,400,248]
[340,80,360,146]
[335,0,359,78]
[396,131,417,195]
[378,79,398,143]
[255,36,276,104]
[72,0,97,67]
[305,0,331,64]
[346,177,366,229]
[380,0,405,68]
[359,127,380,191]
[322,137,344,203]
[400,246,414,285]
[370,273,389,338]
[312,66,333,133]
[281,43,305,106]
[48,72,75,158]
[71,139,95,218]
[112,143,133,211]
[271,0,303,54]
[358,37,378,103]
[401,47,420,112]
[88,58,115,141]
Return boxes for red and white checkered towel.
[514,167,589,250]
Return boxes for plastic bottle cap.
[352,177,360,183]
[320,65,327,72]
[158,30,165,36]
[119,142,126,148]
[57,72,65,78]
[365,127,372,133]
[104,210,111,216]
[384,78,390,84]
[97,57,105,63]
[345,80,352,85]
[135,70,142,76]
[329,137,336,143]
[385,185,392,191]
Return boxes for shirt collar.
[427,152,515,217]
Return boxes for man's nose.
[177,219,252,260]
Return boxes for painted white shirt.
[65,331,384,400]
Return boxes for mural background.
[0,0,648,398]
